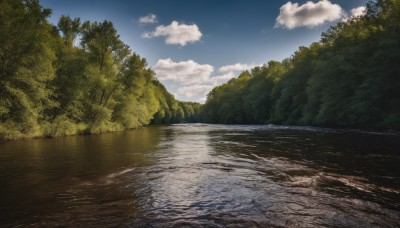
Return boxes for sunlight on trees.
[0,0,200,140]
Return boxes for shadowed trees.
[201,0,400,129]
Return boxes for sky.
[40,0,369,103]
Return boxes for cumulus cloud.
[173,71,237,101]
[219,63,261,73]
[177,85,213,98]
[138,13,157,24]
[143,21,202,46]
[198,97,207,103]
[342,6,367,22]
[152,58,213,85]
[275,0,345,29]
[210,72,236,86]
[350,6,366,18]
[153,59,261,102]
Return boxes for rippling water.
[0,124,399,227]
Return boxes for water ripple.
[0,124,399,227]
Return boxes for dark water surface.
[0,124,399,227]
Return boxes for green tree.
[80,20,130,132]
[0,0,57,137]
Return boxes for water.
[0,124,399,227]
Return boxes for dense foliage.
[1,0,399,140]
[201,0,400,129]
[0,0,200,140]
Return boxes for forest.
[0,0,201,140]
[201,0,400,129]
[1,0,399,141]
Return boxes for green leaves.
[0,0,201,140]
[0,0,57,136]
[201,0,400,130]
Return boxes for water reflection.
[0,124,399,227]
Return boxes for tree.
[0,0,57,136]
[201,0,400,129]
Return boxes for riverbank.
[2,122,399,142]
[0,121,139,142]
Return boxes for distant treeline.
[200,0,400,129]
[0,0,200,140]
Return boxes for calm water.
[0,124,399,227]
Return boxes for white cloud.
[142,32,153,38]
[139,13,157,24]
[177,85,213,98]
[143,21,202,46]
[210,72,236,86]
[174,71,236,101]
[219,63,261,73]
[342,6,367,22]
[199,97,207,104]
[350,6,366,18]
[153,59,262,103]
[152,58,213,85]
[275,0,345,29]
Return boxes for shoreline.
[1,123,398,143]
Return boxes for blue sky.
[40,0,369,103]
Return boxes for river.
[0,124,399,227]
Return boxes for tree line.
[200,0,400,130]
[0,0,200,140]
[1,0,399,140]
